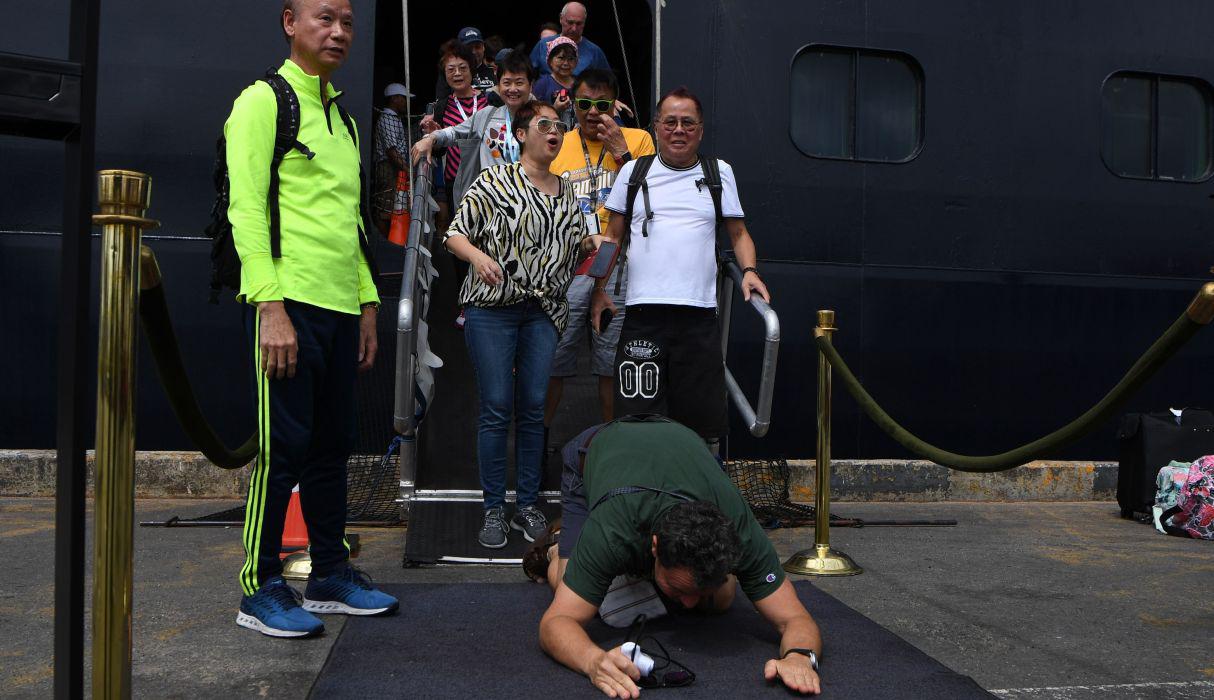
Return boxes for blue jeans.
[463,302,559,510]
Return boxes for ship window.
[1101,72,1213,182]
[790,45,924,163]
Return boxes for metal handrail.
[392,164,434,434]
[718,259,780,437]
[392,163,438,509]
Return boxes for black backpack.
[205,68,378,303]
[615,155,727,294]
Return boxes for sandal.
[522,518,562,582]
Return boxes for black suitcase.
[1117,409,1214,518]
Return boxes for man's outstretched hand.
[764,655,821,694]
[585,646,641,698]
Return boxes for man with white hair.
[529,1,612,76]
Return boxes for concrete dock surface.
[1,498,1211,699]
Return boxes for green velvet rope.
[816,312,1204,473]
[139,284,257,470]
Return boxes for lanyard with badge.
[579,131,608,233]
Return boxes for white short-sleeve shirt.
[604,155,744,308]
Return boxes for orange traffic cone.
[280,485,309,557]
[388,169,411,246]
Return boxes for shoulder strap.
[259,69,312,259]
[623,155,657,225]
[699,156,729,263]
[615,155,657,295]
[592,485,693,511]
[699,156,724,226]
[334,99,359,148]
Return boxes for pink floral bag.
[1160,455,1214,540]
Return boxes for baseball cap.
[494,48,513,64]
[383,83,413,98]
[458,27,484,45]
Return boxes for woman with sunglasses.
[418,40,488,226]
[443,101,592,550]
[412,51,536,208]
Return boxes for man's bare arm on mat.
[753,578,823,695]
[540,581,642,698]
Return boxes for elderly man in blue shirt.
[529,2,611,76]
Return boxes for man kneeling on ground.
[530,416,822,696]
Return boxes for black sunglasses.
[624,615,696,689]
[575,97,614,112]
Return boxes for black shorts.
[613,304,727,439]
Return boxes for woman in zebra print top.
[444,101,593,549]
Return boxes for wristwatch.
[782,648,818,670]
[615,150,632,165]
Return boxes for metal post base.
[281,552,311,581]
[783,544,863,577]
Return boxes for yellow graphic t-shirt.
[550,127,656,235]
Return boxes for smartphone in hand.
[586,240,620,279]
[597,307,614,333]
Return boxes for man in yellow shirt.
[546,70,656,439]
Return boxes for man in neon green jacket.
[226,0,397,638]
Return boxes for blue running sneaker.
[303,566,399,616]
[236,577,324,638]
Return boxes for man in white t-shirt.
[590,86,770,442]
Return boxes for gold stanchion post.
[91,169,158,699]
[784,310,862,577]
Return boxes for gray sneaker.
[478,507,509,549]
[510,505,549,543]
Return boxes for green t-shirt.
[562,420,786,607]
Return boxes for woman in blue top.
[533,37,577,129]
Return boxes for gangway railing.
[717,257,780,437]
[393,163,439,511]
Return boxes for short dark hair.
[513,100,557,152]
[497,51,535,83]
[572,69,618,100]
[438,39,476,75]
[653,501,741,589]
[656,85,704,119]
[541,21,561,33]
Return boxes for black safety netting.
[185,292,404,526]
[726,458,846,529]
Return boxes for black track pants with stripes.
[239,300,358,595]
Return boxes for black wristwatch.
[782,648,818,670]
[616,150,632,164]
[742,266,760,276]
